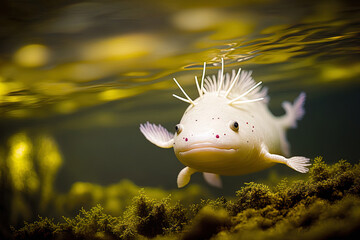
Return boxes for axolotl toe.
[140,59,310,188]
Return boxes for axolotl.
[140,59,310,188]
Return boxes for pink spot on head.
[185,138,188,141]
[246,122,248,124]
[216,134,219,138]
[252,126,254,128]
[224,133,226,135]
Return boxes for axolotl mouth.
[178,142,237,155]
[176,142,240,173]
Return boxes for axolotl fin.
[139,122,174,148]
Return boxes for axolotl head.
[173,93,255,175]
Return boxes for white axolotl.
[140,59,310,188]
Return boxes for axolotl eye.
[175,124,183,134]
[229,121,239,132]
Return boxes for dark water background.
[0,0,359,222]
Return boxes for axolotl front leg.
[140,122,222,188]
[177,168,222,188]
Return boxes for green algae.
[10,157,360,239]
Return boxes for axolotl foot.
[177,167,222,188]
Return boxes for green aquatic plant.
[182,206,231,240]
[11,158,360,239]
[61,205,118,239]
[123,191,188,238]
[11,217,58,240]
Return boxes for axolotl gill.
[140,59,310,188]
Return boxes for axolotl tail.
[279,92,306,129]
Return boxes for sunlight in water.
[7,133,38,192]
[37,135,63,210]
[4,132,64,223]
[98,88,143,102]
[321,63,360,82]
[81,34,159,61]
[13,44,50,68]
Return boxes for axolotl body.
[140,59,310,188]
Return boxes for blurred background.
[0,0,359,234]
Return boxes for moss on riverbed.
[11,157,360,239]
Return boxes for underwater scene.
[0,0,359,239]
